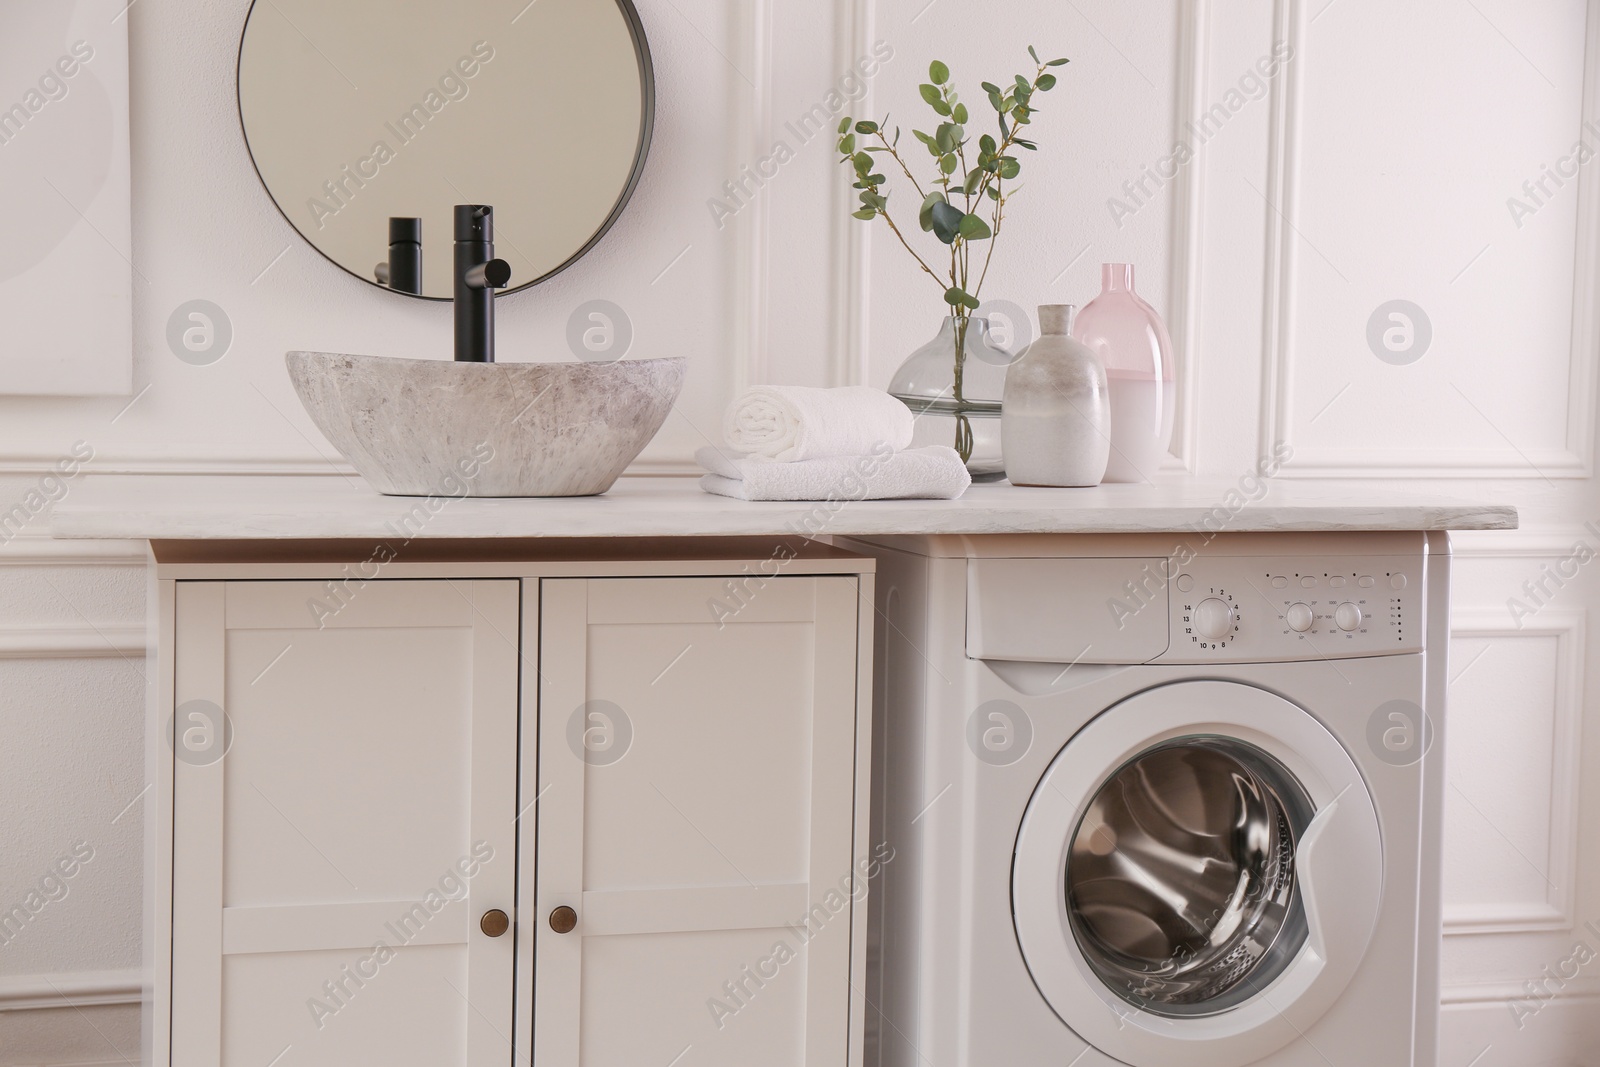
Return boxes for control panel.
[1162,555,1423,663]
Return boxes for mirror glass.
[237,0,653,299]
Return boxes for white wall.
[2,0,1598,1064]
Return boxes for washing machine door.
[1012,680,1383,1067]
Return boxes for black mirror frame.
[234,0,657,301]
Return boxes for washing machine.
[839,531,1449,1067]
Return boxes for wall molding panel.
[1443,609,1585,936]
[828,0,876,389]
[0,533,146,565]
[1258,0,1600,480]
[0,969,142,1012]
[1164,0,1208,474]
[0,625,148,660]
[1449,527,1599,560]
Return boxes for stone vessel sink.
[286,351,687,497]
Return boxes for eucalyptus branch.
[973,187,1007,299]
[879,207,947,291]
[836,46,1067,344]
[874,131,929,200]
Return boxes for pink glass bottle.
[1071,263,1175,482]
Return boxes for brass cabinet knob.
[549,905,577,934]
[480,909,510,938]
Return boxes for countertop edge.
[49,505,1522,540]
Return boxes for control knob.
[1193,598,1235,641]
[1335,602,1363,632]
[1285,603,1314,633]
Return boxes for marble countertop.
[49,474,1518,540]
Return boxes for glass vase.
[888,315,1012,480]
[1071,263,1176,482]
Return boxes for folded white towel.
[723,385,915,461]
[697,445,971,501]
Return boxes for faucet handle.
[465,258,512,290]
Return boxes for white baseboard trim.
[0,626,147,659]
[0,968,143,1011]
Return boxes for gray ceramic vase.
[1001,305,1111,487]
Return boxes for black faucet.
[374,216,423,295]
[454,205,511,362]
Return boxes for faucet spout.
[464,259,512,291]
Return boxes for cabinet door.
[171,580,519,1067]
[530,576,865,1067]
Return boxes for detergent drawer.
[966,557,1169,664]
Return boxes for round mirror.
[236,0,654,299]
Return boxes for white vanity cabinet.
[150,543,874,1067]
[169,580,521,1067]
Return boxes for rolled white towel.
[723,385,914,461]
[697,445,971,502]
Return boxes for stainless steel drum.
[1065,736,1313,1016]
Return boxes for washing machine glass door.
[1068,735,1311,1015]
[1012,680,1383,1067]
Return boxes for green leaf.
[852,208,877,220]
[1047,58,1070,66]
[855,120,879,134]
[930,201,964,244]
[980,81,1001,94]
[919,84,943,107]
[1028,45,1041,64]
[918,191,945,231]
[999,157,1021,180]
[930,98,952,117]
[840,133,855,153]
[958,213,992,240]
[935,124,956,153]
[952,103,968,124]
[1014,138,1037,150]
[912,129,936,147]
[861,191,887,210]
[929,60,950,84]
[962,291,981,310]
[987,90,1005,112]
[838,117,852,134]
[939,153,958,175]
[943,286,968,307]
[853,151,873,174]
[1037,73,1057,91]
[979,133,997,154]
[1011,105,1031,125]
[963,170,983,195]
[986,185,1000,201]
